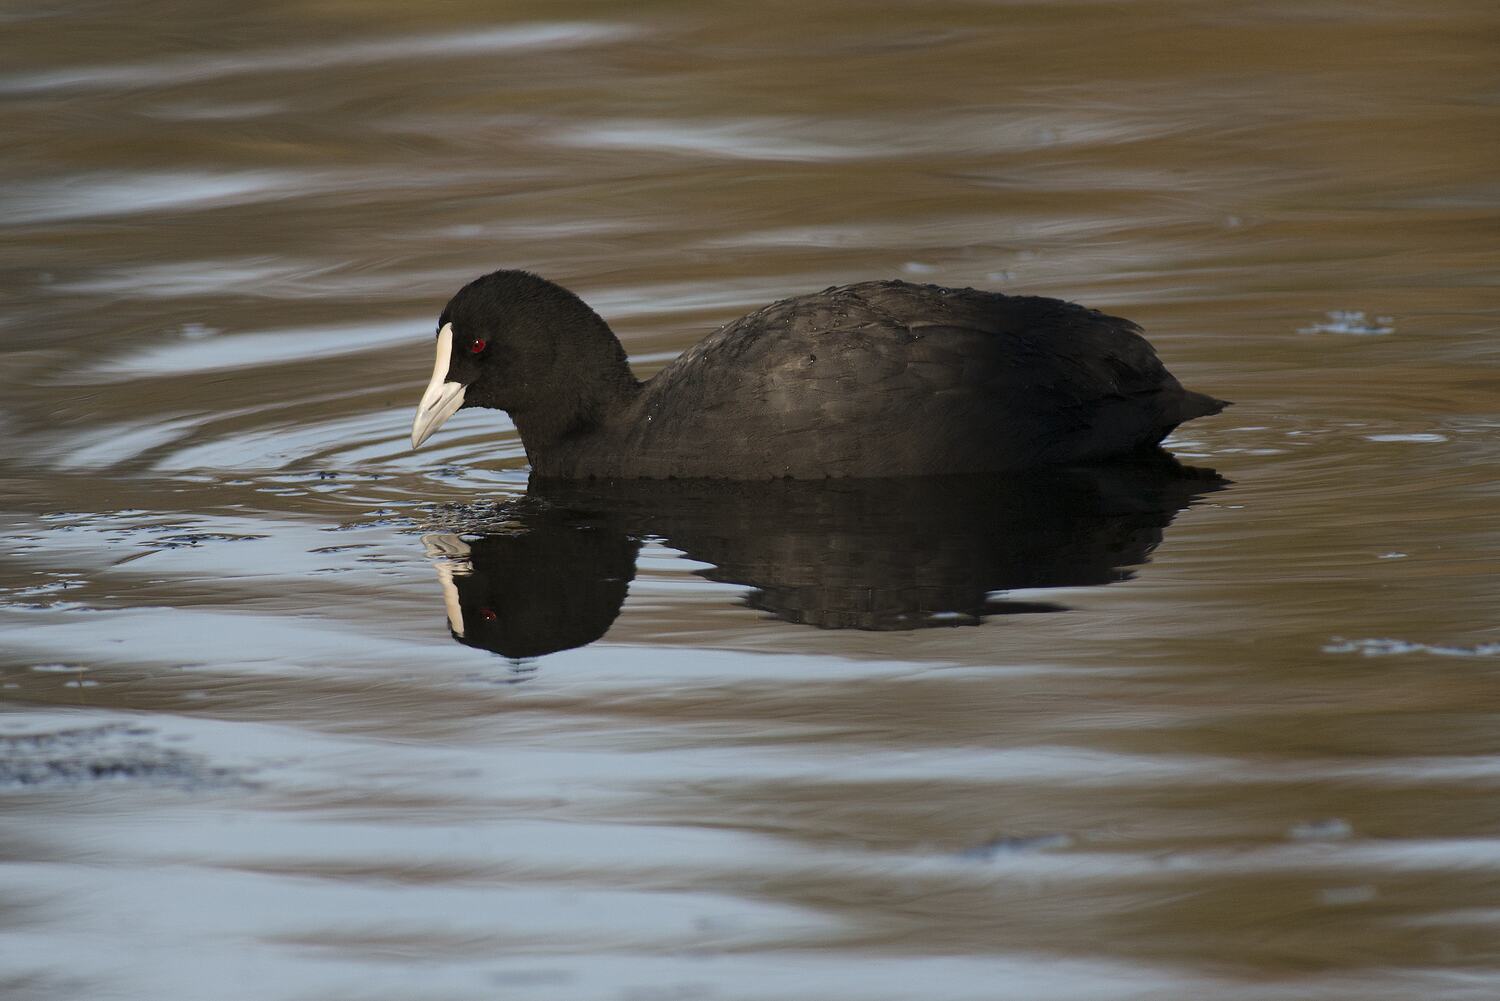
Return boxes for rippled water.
[3,2,1499,999]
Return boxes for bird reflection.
[422,459,1225,659]
[423,509,639,660]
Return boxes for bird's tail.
[1178,389,1230,421]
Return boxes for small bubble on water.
[1298,310,1394,335]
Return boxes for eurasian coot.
[410,270,1225,479]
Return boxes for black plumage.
[414,270,1226,479]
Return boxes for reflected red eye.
[470,338,487,354]
[479,607,497,621]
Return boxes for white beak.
[411,323,467,449]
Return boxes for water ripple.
[0,23,639,94]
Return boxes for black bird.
[410,271,1226,479]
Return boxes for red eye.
[479,607,497,621]
[470,338,487,354]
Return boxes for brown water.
[2,1,1499,998]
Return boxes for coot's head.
[411,270,634,450]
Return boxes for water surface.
[2,2,1499,999]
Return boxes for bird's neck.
[510,346,641,470]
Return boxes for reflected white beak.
[411,323,467,449]
[422,532,472,637]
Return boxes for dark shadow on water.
[421,456,1227,659]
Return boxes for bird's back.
[558,281,1222,479]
